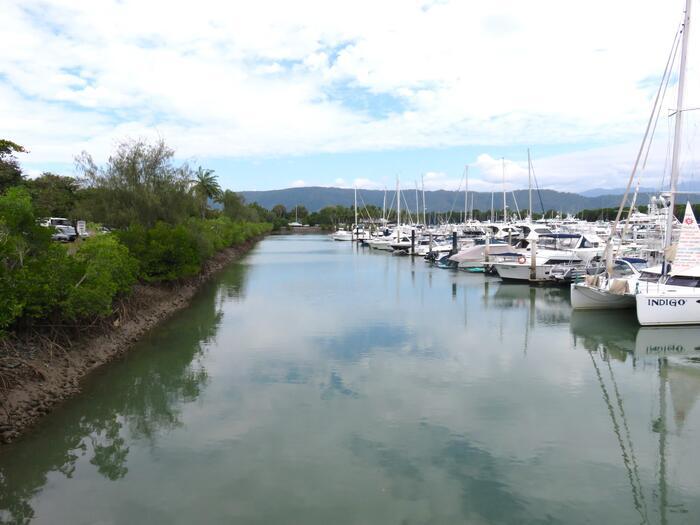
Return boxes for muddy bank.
[0,237,263,445]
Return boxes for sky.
[3,0,700,193]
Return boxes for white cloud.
[2,0,699,191]
[290,179,307,187]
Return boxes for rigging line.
[589,350,649,524]
[660,109,673,193]
[605,357,649,517]
[642,26,682,172]
[446,172,465,225]
[357,191,374,223]
[529,160,546,214]
[385,191,397,221]
[401,190,415,225]
[609,19,684,250]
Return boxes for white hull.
[636,291,700,326]
[331,232,352,241]
[570,283,635,310]
[493,263,551,282]
[367,239,393,252]
[458,260,484,269]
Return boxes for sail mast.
[396,176,401,241]
[421,174,426,226]
[527,149,532,220]
[354,185,358,240]
[665,0,692,256]
[382,187,386,223]
[415,181,419,225]
[502,157,507,222]
[464,165,469,224]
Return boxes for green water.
[2,235,700,524]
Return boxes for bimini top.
[538,233,581,239]
[619,257,647,264]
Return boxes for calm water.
[2,235,700,524]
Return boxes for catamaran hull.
[570,283,635,310]
[636,293,700,326]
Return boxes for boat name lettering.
[646,298,687,307]
[646,345,686,353]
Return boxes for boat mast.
[396,176,401,241]
[354,185,358,239]
[464,165,469,224]
[502,157,507,222]
[527,149,533,221]
[382,187,386,223]
[490,191,494,223]
[665,0,692,259]
[421,174,426,226]
[415,181,420,225]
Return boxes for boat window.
[539,238,557,249]
[666,276,700,288]
[549,236,578,249]
[639,272,659,283]
[612,263,634,277]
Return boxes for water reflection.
[571,311,700,524]
[0,263,242,524]
[1,237,700,524]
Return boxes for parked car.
[51,225,75,242]
[39,217,77,241]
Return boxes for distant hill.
[580,181,700,197]
[239,186,700,214]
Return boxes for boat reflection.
[489,282,571,325]
[571,312,700,523]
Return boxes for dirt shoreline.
[0,237,263,445]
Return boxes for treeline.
[0,138,272,335]
[270,202,700,227]
[269,203,565,227]
[576,204,700,222]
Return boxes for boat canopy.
[538,233,581,239]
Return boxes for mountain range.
[239,186,700,214]
[579,181,700,197]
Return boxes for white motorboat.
[331,230,353,241]
[449,241,514,269]
[492,233,601,283]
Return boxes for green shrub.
[117,218,271,283]
[17,243,74,321]
[0,187,55,330]
[120,222,201,282]
[62,235,138,320]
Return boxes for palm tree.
[190,167,222,219]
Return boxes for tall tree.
[74,139,196,228]
[272,204,287,218]
[26,172,79,217]
[190,167,221,219]
[0,139,27,193]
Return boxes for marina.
[1,235,700,524]
[5,0,700,523]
